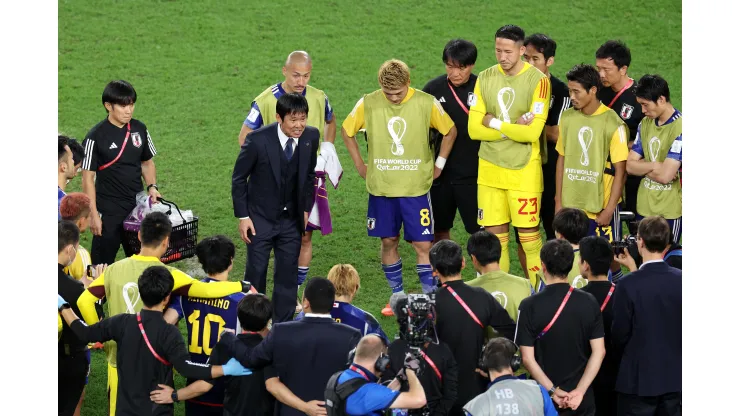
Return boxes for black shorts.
[430,180,480,234]
[58,352,89,416]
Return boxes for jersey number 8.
[420,209,431,226]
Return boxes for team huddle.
[57,21,681,416]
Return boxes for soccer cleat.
[381,303,393,317]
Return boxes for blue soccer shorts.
[635,214,682,244]
[587,205,621,243]
[367,194,434,242]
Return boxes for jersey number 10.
[187,310,226,356]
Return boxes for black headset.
[347,333,392,373]
[479,338,521,373]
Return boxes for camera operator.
[613,226,681,273]
[381,293,458,416]
[463,338,557,416]
[325,334,427,416]
[611,216,681,415]
[430,240,516,416]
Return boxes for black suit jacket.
[611,261,682,396]
[219,316,361,416]
[232,122,318,233]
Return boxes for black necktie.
[284,139,295,160]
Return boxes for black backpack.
[325,371,370,416]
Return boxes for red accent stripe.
[99,123,131,171]
[137,313,171,366]
[540,79,545,98]
[444,285,483,328]
[420,350,442,381]
[601,285,616,312]
[187,399,224,408]
[536,287,574,339]
[447,81,470,115]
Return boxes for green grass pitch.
[59,1,680,414]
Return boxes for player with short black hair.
[163,234,256,416]
[627,75,682,244]
[82,79,162,266]
[556,64,628,247]
[423,39,482,241]
[67,138,85,171]
[595,40,644,217]
[538,208,591,290]
[76,212,251,416]
[239,51,339,302]
[522,33,572,241]
[578,236,618,415]
[516,239,606,415]
[469,24,551,288]
[58,220,88,416]
[152,294,277,416]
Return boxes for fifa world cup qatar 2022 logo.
[388,116,407,156]
[578,126,594,167]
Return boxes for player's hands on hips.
[148,187,161,203]
[90,212,103,236]
[356,163,367,179]
[433,166,442,179]
[222,358,253,376]
[595,208,614,227]
[239,218,256,244]
[149,384,174,404]
[516,112,535,125]
[302,400,327,416]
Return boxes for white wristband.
[435,156,447,169]
[488,118,503,131]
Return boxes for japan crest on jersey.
[367,218,376,230]
[620,104,634,120]
[131,132,142,148]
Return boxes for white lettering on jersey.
[670,139,682,154]
[123,282,140,313]
[247,108,260,123]
[578,126,594,166]
[388,116,407,156]
[533,102,545,115]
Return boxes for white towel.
[318,142,343,189]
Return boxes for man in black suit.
[612,216,681,416]
[218,278,362,416]
[232,93,319,323]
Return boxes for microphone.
[389,292,408,318]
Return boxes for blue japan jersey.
[296,301,388,344]
[171,278,247,407]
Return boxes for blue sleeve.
[295,311,305,321]
[243,102,263,129]
[345,384,400,416]
[631,124,644,156]
[168,296,184,320]
[325,94,334,123]
[539,385,558,416]
[666,133,682,162]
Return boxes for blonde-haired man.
[342,59,457,316]
[296,264,388,342]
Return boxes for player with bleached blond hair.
[342,59,457,316]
